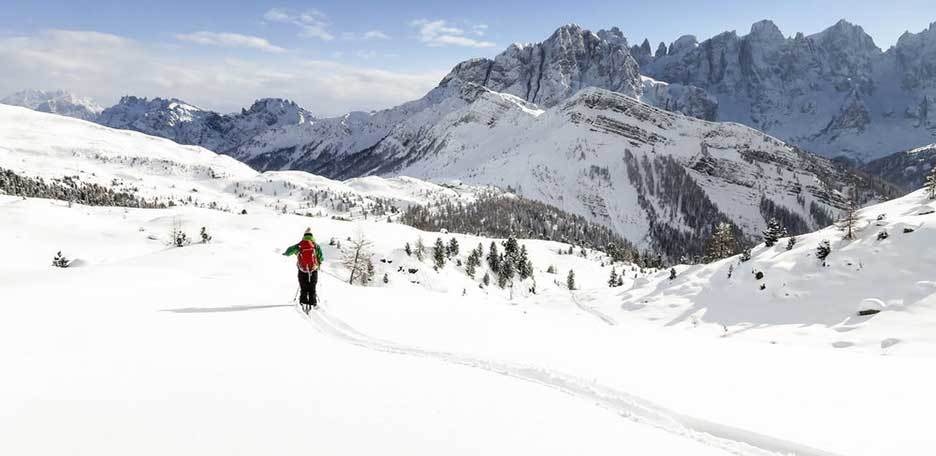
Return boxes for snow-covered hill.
[0,104,492,220]
[1,89,103,122]
[2,166,935,455]
[639,20,936,162]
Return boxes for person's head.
[303,227,314,241]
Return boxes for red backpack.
[297,240,319,272]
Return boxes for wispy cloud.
[263,8,333,41]
[175,31,286,53]
[472,24,489,36]
[409,19,495,48]
[362,30,390,40]
[0,29,445,115]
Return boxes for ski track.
[295,304,841,456]
[570,291,617,326]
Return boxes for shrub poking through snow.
[739,249,752,262]
[786,236,797,251]
[816,240,831,266]
[546,265,556,274]
[169,218,190,248]
[382,273,389,284]
[669,268,677,280]
[482,272,490,287]
[52,251,69,268]
[200,227,212,243]
[567,269,576,290]
[877,230,889,241]
[404,242,412,256]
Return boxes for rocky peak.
[748,20,785,44]
[1,89,103,121]
[668,35,698,55]
[441,23,641,107]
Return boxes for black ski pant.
[298,270,318,306]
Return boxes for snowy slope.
[2,103,936,454]
[0,104,492,219]
[2,189,935,455]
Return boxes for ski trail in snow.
[570,291,617,326]
[296,305,840,456]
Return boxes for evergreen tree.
[447,237,460,258]
[503,236,520,262]
[739,249,752,262]
[404,242,412,256]
[816,240,831,266]
[566,269,576,291]
[704,222,737,261]
[762,218,786,247]
[515,245,533,280]
[487,241,501,273]
[497,255,515,288]
[432,237,446,270]
[608,267,619,287]
[786,236,797,251]
[546,265,556,274]
[669,268,677,280]
[465,248,481,278]
[482,272,490,287]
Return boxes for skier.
[283,228,324,313]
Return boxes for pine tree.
[516,245,532,280]
[447,237,460,258]
[382,273,389,284]
[704,222,737,261]
[608,267,619,287]
[566,269,576,290]
[503,236,519,262]
[482,272,490,287]
[816,240,831,266]
[762,218,786,247]
[487,241,501,273]
[497,255,514,288]
[927,165,936,199]
[432,237,446,270]
[404,242,412,256]
[786,236,797,251]
[465,248,481,278]
[546,265,556,274]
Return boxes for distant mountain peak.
[1,89,103,122]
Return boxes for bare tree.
[342,231,374,285]
[837,193,860,240]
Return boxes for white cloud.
[263,8,334,41]
[175,31,286,53]
[0,29,445,115]
[354,50,377,60]
[362,30,391,40]
[409,19,495,48]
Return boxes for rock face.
[638,20,936,162]
[862,144,936,191]
[1,89,103,122]
[441,25,643,108]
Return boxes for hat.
[304,227,313,235]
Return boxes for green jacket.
[283,234,325,264]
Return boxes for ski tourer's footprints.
[299,308,840,456]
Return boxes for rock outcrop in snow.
[1,89,103,122]
[638,20,936,162]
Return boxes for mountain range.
[2,21,914,258]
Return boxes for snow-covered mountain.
[862,143,936,191]
[638,20,936,162]
[268,77,892,258]
[1,89,103,122]
[25,24,896,257]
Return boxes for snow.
[2,104,936,455]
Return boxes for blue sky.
[2,0,935,114]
